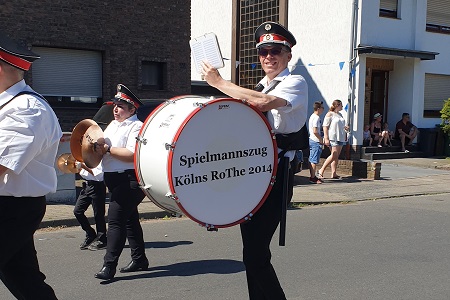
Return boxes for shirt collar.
[259,68,290,87]
[112,114,139,126]
[0,80,27,107]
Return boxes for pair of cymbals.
[56,153,78,174]
[70,119,104,169]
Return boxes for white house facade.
[191,0,450,156]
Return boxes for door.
[370,70,389,122]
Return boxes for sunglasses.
[258,47,286,57]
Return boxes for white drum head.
[168,98,277,227]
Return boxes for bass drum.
[134,96,277,229]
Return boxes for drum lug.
[136,136,147,145]
[165,143,176,150]
[166,193,179,203]
[193,102,207,108]
[244,213,254,221]
[204,224,218,232]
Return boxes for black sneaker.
[88,239,107,251]
[80,235,96,250]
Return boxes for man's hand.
[201,61,223,88]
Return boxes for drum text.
[179,147,268,168]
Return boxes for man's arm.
[313,127,323,144]
[201,61,287,111]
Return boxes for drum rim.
[166,97,278,228]
[134,99,180,214]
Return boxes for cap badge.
[264,24,271,31]
[264,34,273,41]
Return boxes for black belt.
[106,169,134,175]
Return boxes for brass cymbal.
[81,124,104,168]
[70,119,97,162]
[56,153,78,174]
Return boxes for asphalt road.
[2,194,450,300]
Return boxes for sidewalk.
[41,157,450,229]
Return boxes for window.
[31,47,102,107]
[379,0,398,18]
[424,73,450,118]
[141,61,166,90]
[237,0,283,89]
[426,0,450,34]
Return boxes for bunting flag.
[223,57,353,72]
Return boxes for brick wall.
[317,159,381,180]
[0,1,191,130]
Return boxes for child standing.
[363,124,373,146]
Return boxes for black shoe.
[94,266,116,280]
[79,235,96,250]
[119,260,149,273]
[88,239,107,251]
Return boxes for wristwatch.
[106,145,111,154]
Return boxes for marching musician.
[73,162,107,251]
[94,84,149,280]
[201,22,307,299]
[0,32,60,299]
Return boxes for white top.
[79,164,104,181]
[0,80,62,197]
[363,130,371,140]
[308,113,322,143]
[101,114,142,172]
[258,68,308,160]
[323,111,346,142]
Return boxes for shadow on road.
[124,240,193,249]
[100,259,245,284]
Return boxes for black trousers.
[0,196,58,300]
[73,180,107,240]
[103,170,146,267]
[240,159,293,300]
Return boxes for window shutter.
[380,0,397,11]
[424,74,450,111]
[427,0,450,27]
[32,47,102,97]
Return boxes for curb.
[39,210,171,229]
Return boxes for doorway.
[364,58,394,126]
[370,70,389,120]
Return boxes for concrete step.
[362,144,419,154]
[362,151,424,160]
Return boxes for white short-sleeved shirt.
[258,68,308,160]
[323,111,346,142]
[308,113,322,143]
[79,164,104,181]
[0,80,63,197]
[101,114,142,172]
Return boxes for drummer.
[94,84,149,280]
[201,22,307,299]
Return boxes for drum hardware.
[164,143,175,150]
[206,225,218,232]
[243,213,254,221]
[166,193,179,203]
[193,102,207,108]
[135,136,147,145]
